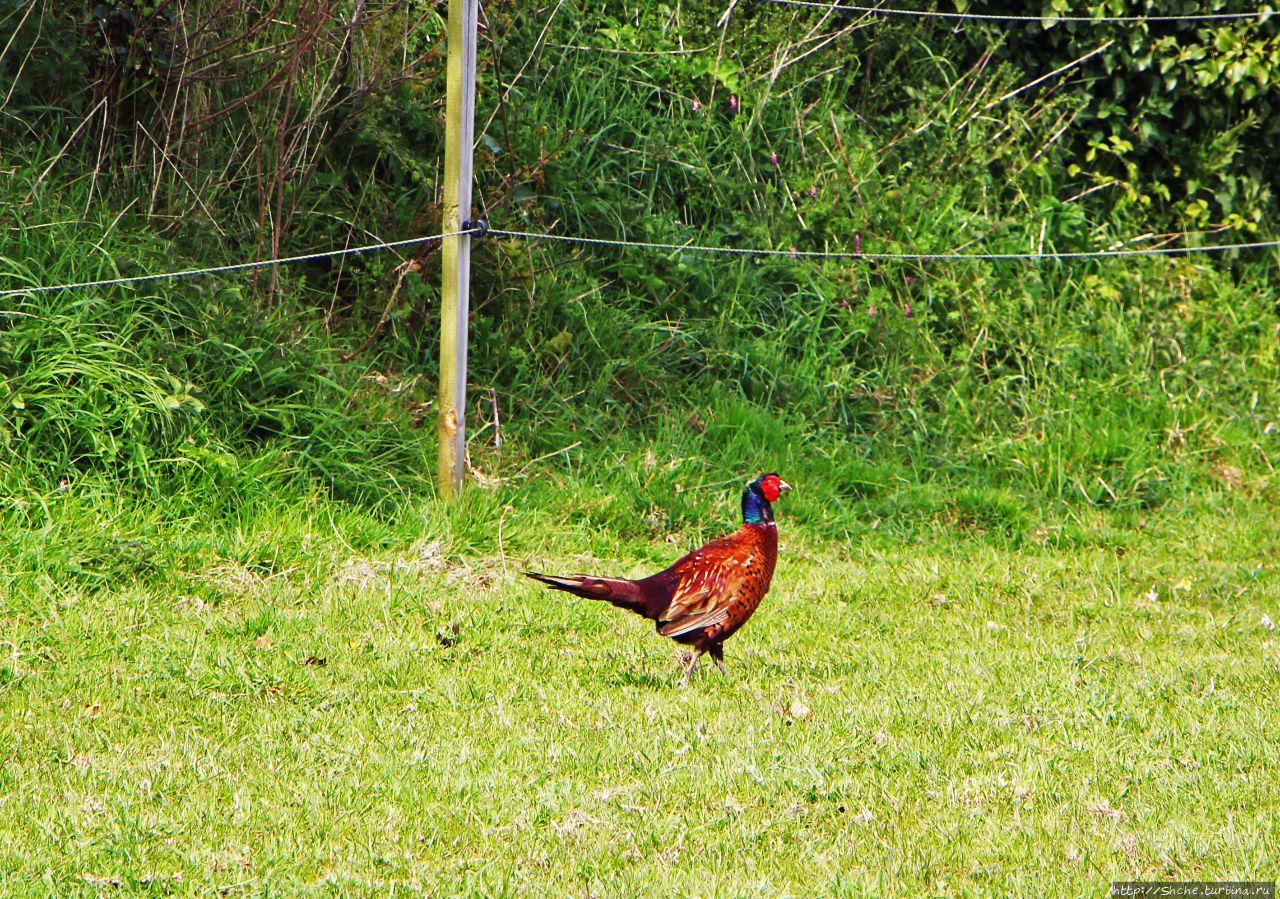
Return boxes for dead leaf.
[552,809,605,836]
[1215,464,1244,490]
[1087,799,1124,820]
[82,873,122,887]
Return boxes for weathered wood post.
[439,0,478,498]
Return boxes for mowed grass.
[1,489,1278,896]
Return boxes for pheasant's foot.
[678,650,704,687]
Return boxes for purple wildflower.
[729,94,739,113]
[769,152,779,166]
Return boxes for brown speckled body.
[525,473,790,683]
[634,521,778,659]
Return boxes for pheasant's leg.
[678,649,704,687]
[709,643,728,675]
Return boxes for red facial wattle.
[760,474,790,503]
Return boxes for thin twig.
[24,97,111,204]
[959,40,1114,131]
[137,121,227,235]
[339,257,423,362]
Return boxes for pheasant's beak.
[778,479,793,493]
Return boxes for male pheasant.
[525,472,791,685]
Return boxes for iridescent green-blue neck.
[742,479,775,525]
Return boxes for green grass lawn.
[1,490,1277,896]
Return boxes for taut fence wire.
[4,225,1280,302]
[759,0,1276,24]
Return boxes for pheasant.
[525,472,791,685]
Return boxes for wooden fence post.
[439,0,478,499]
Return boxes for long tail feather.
[523,571,593,593]
[524,570,648,615]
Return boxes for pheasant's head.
[743,472,792,524]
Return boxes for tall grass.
[0,195,444,528]
[0,0,1275,554]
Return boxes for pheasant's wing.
[656,536,751,638]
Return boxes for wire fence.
[3,224,1278,302]
[485,228,1280,261]
[760,0,1277,24]
[0,230,472,302]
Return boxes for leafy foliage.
[955,0,1280,227]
